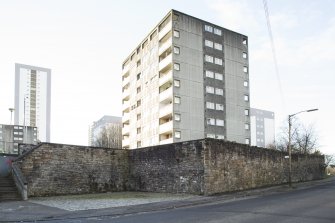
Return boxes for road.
[25,178,335,223]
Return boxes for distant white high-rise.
[250,108,275,148]
[14,63,51,142]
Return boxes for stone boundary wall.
[15,139,325,197]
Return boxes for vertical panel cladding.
[172,12,204,141]
[128,140,205,195]
[223,30,250,144]
[203,139,325,195]
[18,143,130,197]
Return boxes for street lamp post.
[9,108,15,125]
[288,108,318,187]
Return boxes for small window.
[245,124,250,130]
[174,96,181,104]
[137,87,141,93]
[243,66,248,73]
[216,104,224,111]
[173,30,180,38]
[137,128,141,134]
[174,63,180,71]
[205,40,213,48]
[207,118,215,125]
[243,52,247,59]
[137,73,141,80]
[243,38,247,45]
[244,81,248,87]
[205,25,213,32]
[244,95,249,101]
[245,138,250,144]
[137,60,141,67]
[206,86,215,94]
[205,55,214,63]
[175,131,181,139]
[206,102,215,110]
[214,58,223,65]
[215,88,223,95]
[174,79,180,87]
[174,46,180,54]
[137,100,141,107]
[214,28,222,36]
[207,133,215,139]
[174,113,181,121]
[150,30,157,40]
[137,47,141,54]
[205,70,214,78]
[215,73,223,80]
[216,119,224,126]
[244,109,249,116]
[214,43,223,51]
[137,113,141,120]
[137,141,141,147]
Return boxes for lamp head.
[307,109,318,112]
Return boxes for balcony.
[122,76,130,87]
[122,64,130,76]
[122,138,130,147]
[159,20,172,40]
[159,87,173,103]
[159,137,173,145]
[159,103,173,118]
[122,88,130,100]
[159,53,172,72]
[159,71,173,87]
[122,125,130,135]
[159,37,172,56]
[122,101,130,112]
[122,112,130,124]
[159,120,173,135]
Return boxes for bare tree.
[275,118,319,154]
[93,124,121,149]
[325,155,334,166]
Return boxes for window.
[207,118,215,125]
[214,43,223,51]
[174,46,180,54]
[150,30,157,40]
[216,135,224,139]
[244,81,248,87]
[137,100,141,107]
[174,63,180,71]
[173,30,180,38]
[244,95,249,101]
[206,102,215,109]
[175,131,181,139]
[214,28,222,36]
[215,73,223,80]
[243,52,247,59]
[137,127,141,134]
[243,66,248,73]
[205,40,213,48]
[137,73,141,80]
[137,113,141,120]
[245,124,250,130]
[205,25,213,32]
[245,138,250,144]
[205,55,214,63]
[174,96,181,104]
[243,38,247,45]
[174,113,181,121]
[216,104,224,111]
[215,88,223,95]
[174,80,180,87]
[215,57,223,65]
[216,119,224,126]
[205,70,214,78]
[244,109,249,116]
[206,86,214,94]
[137,141,141,147]
[137,87,141,93]
[137,60,141,67]
[207,133,215,138]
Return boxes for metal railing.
[11,162,28,200]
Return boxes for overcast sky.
[0,0,334,155]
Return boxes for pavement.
[0,177,334,223]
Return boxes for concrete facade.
[250,108,275,147]
[121,10,250,149]
[0,124,37,154]
[14,63,51,142]
[15,139,324,197]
